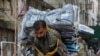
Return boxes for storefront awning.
[90,26,100,39]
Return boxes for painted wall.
[44,0,65,8]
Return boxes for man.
[96,48,100,56]
[88,47,96,56]
[32,20,68,56]
[78,35,89,56]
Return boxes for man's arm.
[50,29,68,56]
[57,40,68,56]
[47,29,68,56]
[45,39,68,56]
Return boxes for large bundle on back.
[18,4,80,52]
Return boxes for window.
[92,18,94,26]
[85,13,88,25]
[80,3,82,10]
[80,3,84,14]
[0,29,2,41]
[88,2,92,9]
[59,3,62,8]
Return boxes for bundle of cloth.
[18,4,80,52]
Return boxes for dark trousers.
[54,52,60,56]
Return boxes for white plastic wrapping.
[18,7,47,41]
[45,4,74,25]
[79,24,94,34]
[18,4,80,42]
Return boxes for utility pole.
[13,0,17,56]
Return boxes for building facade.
[44,0,66,8]
[97,0,100,25]
[44,0,98,26]
[0,0,16,56]
[76,0,98,26]
[0,0,15,42]
[87,0,98,26]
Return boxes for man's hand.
[45,54,53,56]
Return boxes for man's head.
[33,20,47,39]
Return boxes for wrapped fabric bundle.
[45,4,74,25]
[18,4,80,47]
[18,7,47,41]
[79,24,94,35]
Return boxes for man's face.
[35,28,46,38]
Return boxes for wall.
[78,0,87,25]
[44,0,65,8]
[0,0,15,29]
[77,0,98,26]
[88,0,98,26]
[0,0,15,42]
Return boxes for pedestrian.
[78,36,89,56]
[68,52,78,56]
[96,48,100,56]
[88,47,96,56]
[32,20,68,56]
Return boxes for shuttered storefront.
[0,28,14,42]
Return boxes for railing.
[0,41,14,56]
